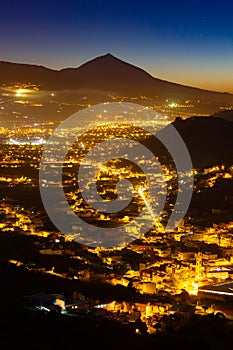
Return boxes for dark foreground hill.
[150,116,233,169]
[172,116,233,168]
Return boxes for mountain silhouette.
[0,54,232,104]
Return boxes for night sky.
[0,0,232,93]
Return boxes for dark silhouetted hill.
[172,116,233,168]
[147,116,233,169]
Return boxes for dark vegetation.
[0,258,233,350]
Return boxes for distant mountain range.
[1,53,233,168]
[0,54,232,104]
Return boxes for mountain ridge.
[0,54,232,103]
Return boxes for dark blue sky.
[0,0,233,92]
